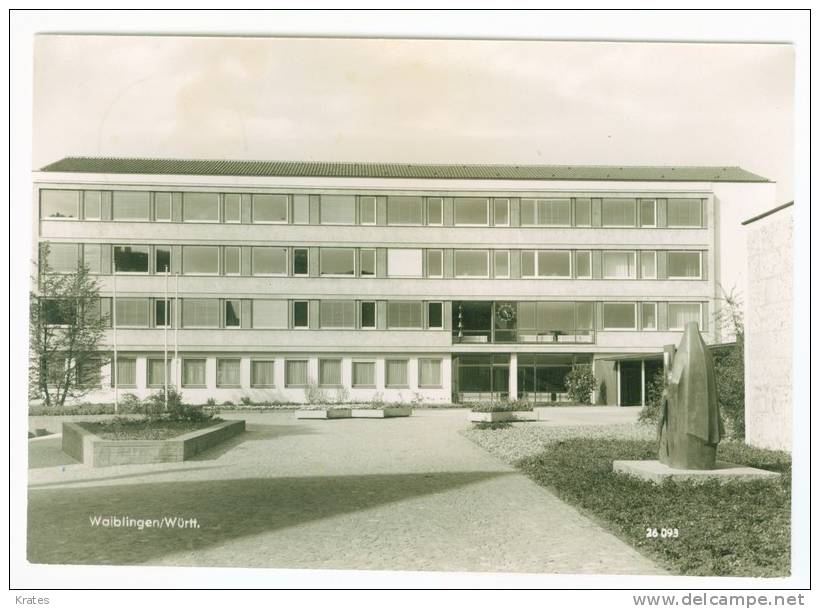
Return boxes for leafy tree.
[29,243,109,407]
[713,286,746,439]
[565,364,597,404]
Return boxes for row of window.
[44,297,704,332]
[40,189,706,228]
[45,243,704,280]
[113,357,443,389]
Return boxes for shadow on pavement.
[28,437,79,469]
[188,423,318,461]
[28,470,507,566]
[29,465,225,489]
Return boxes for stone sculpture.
[657,321,724,469]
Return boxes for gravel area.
[462,422,656,464]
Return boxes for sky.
[33,36,794,201]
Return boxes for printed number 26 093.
[646,527,679,539]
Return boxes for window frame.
[44,243,79,274]
[292,248,309,277]
[667,250,703,280]
[223,246,241,276]
[639,198,657,228]
[601,198,638,228]
[319,194,356,225]
[113,244,150,275]
[112,191,151,222]
[602,250,637,279]
[252,299,288,329]
[521,250,572,279]
[426,249,444,278]
[493,199,510,227]
[83,191,102,221]
[154,298,173,329]
[387,301,424,330]
[320,299,357,329]
[493,250,510,279]
[386,196,424,226]
[359,248,376,277]
[575,250,592,279]
[352,360,377,388]
[360,301,377,330]
[112,357,137,388]
[320,248,356,277]
[318,358,343,387]
[223,193,242,224]
[224,299,242,329]
[292,300,309,329]
[181,298,220,329]
[252,193,289,224]
[359,196,377,225]
[250,359,276,388]
[427,301,444,330]
[640,251,658,279]
[426,197,443,226]
[182,192,220,223]
[641,302,658,331]
[454,249,490,278]
[216,358,241,388]
[153,192,172,222]
[41,189,80,220]
[667,198,703,228]
[668,302,703,331]
[147,358,172,388]
[114,298,150,328]
[182,245,220,276]
[520,198,572,227]
[385,359,409,388]
[453,197,490,227]
[285,359,309,388]
[251,246,288,277]
[386,248,423,278]
[602,302,638,331]
[181,358,207,388]
[418,358,443,388]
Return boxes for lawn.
[465,424,791,577]
[78,418,222,441]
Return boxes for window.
[521,250,572,278]
[387,249,423,277]
[575,251,591,279]
[114,358,136,387]
[427,198,443,225]
[387,301,423,329]
[667,251,702,279]
[360,196,376,225]
[521,198,571,226]
[182,359,207,387]
[319,195,355,224]
[454,197,489,225]
[494,250,510,278]
[293,301,309,328]
[387,196,423,224]
[252,247,287,275]
[602,302,637,330]
[575,198,592,226]
[252,300,288,329]
[251,360,275,387]
[639,199,657,227]
[385,359,408,387]
[116,298,149,327]
[360,301,376,329]
[183,246,219,275]
[320,300,356,329]
[41,190,80,219]
[293,248,309,276]
[224,247,240,275]
[576,302,594,330]
[155,246,171,274]
[517,302,577,334]
[154,193,171,222]
[602,251,636,279]
[641,302,657,330]
[667,198,703,227]
[224,194,241,223]
[112,191,150,221]
[426,250,443,278]
[42,299,76,326]
[83,191,102,220]
[114,245,149,273]
[217,359,241,387]
[252,194,288,223]
[601,198,637,227]
[360,249,376,276]
[182,192,219,222]
[319,359,342,386]
[668,303,702,330]
[419,359,442,387]
[454,250,489,277]
[147,359,171,387]
[427,302,443,329]
[320,248,355,276]
[293,195,310,224]
[155,299,173,328]
[494,199,510,226]
[83,244,102,274]
[45,243,78,273]
[352,362,376,387]
[224,299,241,328]
[640,251,657,279]
[84,298,110,326]
[182,299,219,328]
[286,360,308,387]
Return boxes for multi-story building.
[32,158,775,406]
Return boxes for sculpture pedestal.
[612,460,781,485]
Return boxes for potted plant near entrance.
[467,400,535,423]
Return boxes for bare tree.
[29,243,110,407]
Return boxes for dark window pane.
[293,249,308,275]
[114,245,149,273]
[428,302,443,329]
[293,301,309,328]
[43,299,76,325]
[155,247,171,274]
[361,302,376,328]
[225,300,241,327]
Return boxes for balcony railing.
[452,329,595,345]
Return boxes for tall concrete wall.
[744,206,792,452]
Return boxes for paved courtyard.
[28,408,664,575]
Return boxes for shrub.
[474,420,512,430]
[303,379,327,405]
[118,393,142,414]
[638,369,665,425]
[205,397,216,406]
[565,364,596,404]
[369,391,385,408]
[222,400,235,406]
[144,388,212,423]
[714,344,744,439]
[471,400,533,413]
[332,386,351,404]
[240,396,253,406]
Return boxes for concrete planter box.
[62,420,245,467]
[350,407,413,418]
[294,408,352,419]
[468,410,535,423]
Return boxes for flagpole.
[112,272,118,414]
[164,267,169,410]
[174,270,179,391]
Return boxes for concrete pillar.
[640,359,646,406]
[508,353,518,401]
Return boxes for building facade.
[743,202,794,451]
[32,158,773,406]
